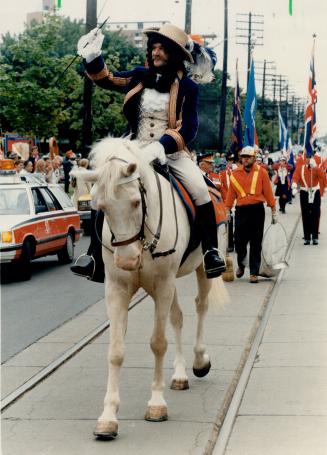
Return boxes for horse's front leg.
[193,265,212,377]
[94,282,130,439]
[145,282,175,422]
[170,289,189,390]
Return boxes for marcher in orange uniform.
[292,156,325,245]
[225,146,277,283]
[199,156,221,189]
[219,155,236,251]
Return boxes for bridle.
[96,157,178,259]
[110,174,147,247]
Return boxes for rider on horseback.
[71,23,226,282]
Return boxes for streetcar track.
[1,290,148,412]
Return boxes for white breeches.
[167,152,211,206]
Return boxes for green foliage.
[194,71,235,153]
[0,13,144,150]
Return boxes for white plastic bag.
[259,222,288,277]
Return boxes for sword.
[54,15,110,86]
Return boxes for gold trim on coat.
[165,129,185,151]
[123,82,144,105]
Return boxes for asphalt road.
[1,236,105,362]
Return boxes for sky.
[1,0,327,138]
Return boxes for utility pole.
[218,0,228,151]
[236,12,264,87]
[262,59,266,113]
[254,60,275,119]
[82,0,97,158]
[272,77,277,151]
[185,0,192,34]
[285,84,289,125]
[264,74,287,151]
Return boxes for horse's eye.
[132,200,140,209]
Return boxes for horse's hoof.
[193,361,211,377]
[145,405,168,422]
[93,421,118,440]
[170,378,190,390]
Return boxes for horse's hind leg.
[193,265,212,377]
[170,288,189,390]
[93,282,130,440]
[145,281,175,422]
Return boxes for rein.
[95,156,178,259]
[146,170,178,258]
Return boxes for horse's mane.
[89,137,150,199]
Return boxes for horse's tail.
[208,276,230,312]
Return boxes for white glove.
[309,158,317,168]
[77,28,104,63]
[271,212,278,224]
[143,142,167,165]
[291,182,297,196]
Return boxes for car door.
[38,187,67,251]
[31,187,51,256]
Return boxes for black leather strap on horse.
[150,170,179,259]
[111,178,147,247]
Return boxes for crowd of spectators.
[7,145,87,195]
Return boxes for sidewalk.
[1,198,313,455]
[224,197,327,454]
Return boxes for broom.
[222,217,235,282]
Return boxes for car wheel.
[17,240,33,281]
[58,232,74,264]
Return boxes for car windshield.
[0,188,30,215]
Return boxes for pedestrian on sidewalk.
[292,155,325,245]
[225,146,277,283]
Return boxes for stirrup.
[203,248,226,274]
[71,253,96,280]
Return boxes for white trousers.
[167,152,211,206]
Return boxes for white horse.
[80,137,229,439]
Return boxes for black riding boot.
[197,201,226,278]
[71,209,105,283]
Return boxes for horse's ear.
[126,163,137,176]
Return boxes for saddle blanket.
[154,164,227,263]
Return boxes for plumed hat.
[144,24,194,63]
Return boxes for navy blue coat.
[85,56,199,154]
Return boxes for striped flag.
[244,59,259,148]
[230,59,243,160]
[303,38,317,158]
[278,105,288,152]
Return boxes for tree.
[193,70,234,154]
[0,14,143,150]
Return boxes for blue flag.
[231,60,243,160]
[244,59,258,147]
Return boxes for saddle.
[153,163,227,264]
